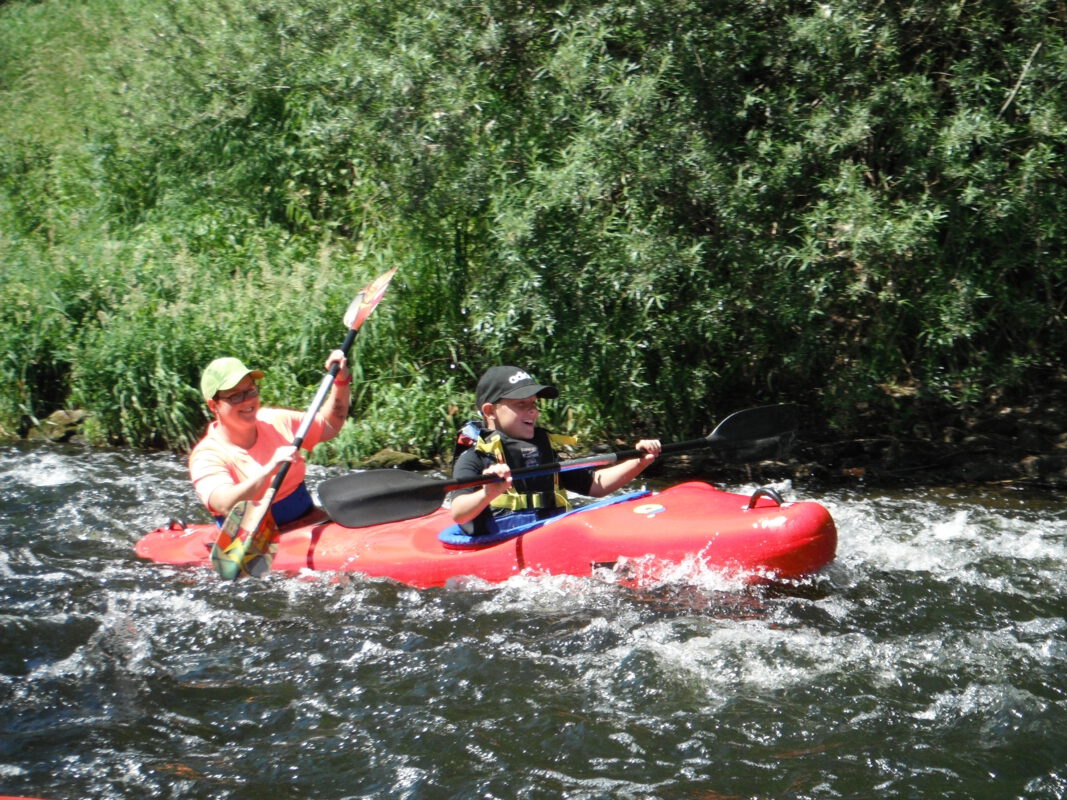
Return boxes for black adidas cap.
[475,366,560,408]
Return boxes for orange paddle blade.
[344,267,398,331]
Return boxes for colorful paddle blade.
[241,509,280,578]
[209,501,280,580]
[344,267,398,331]
[210,501,255,580]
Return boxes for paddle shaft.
[245,264,397,520]
[257,326,356,511]
[443,435,711,493]
[318,404,798,528]
[439,401,798,494]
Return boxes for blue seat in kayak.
[438,489,652,548]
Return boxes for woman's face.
[207,375,260,430]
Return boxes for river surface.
[1,441,1065,799]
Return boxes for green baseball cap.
[200,357,265,401]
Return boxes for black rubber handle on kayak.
[318,404,799,529]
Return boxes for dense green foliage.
[2,0,1064,461]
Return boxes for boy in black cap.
[450,366,661,536]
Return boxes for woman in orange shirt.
[189,353,350,526]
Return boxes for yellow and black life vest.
[473,427,579,512]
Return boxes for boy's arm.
[587,439,661,497]
[449,462,513,523]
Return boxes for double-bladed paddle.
[317,403,798,529]
[209,266,398,579]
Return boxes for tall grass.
[1,0,1064,457]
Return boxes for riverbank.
[665,385,1067,491]
[20,381,1067,492]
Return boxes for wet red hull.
[136,481,837,588]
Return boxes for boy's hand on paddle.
[481,462,513,500]
[635,439,662,463]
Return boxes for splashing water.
[1,443,1064,799]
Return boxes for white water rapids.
[1,442,1064,799]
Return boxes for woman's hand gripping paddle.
[318,403,799,529]
[209,267,398,580]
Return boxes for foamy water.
[1,442,1064,798]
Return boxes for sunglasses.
[216,386,260,405]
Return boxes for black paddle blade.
[318,469,449,528]
[706,404,798,461]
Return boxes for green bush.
[1,0,1063,455]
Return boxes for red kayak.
[136,481,836,587]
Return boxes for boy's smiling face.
[484,395,540,440]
